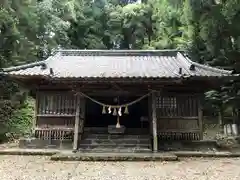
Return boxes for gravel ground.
[0,156,240,180]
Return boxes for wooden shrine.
[1,50,233,152]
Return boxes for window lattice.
[156,97,177,108]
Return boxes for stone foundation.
[19,138,73,149]
[158,140,218,151]
[51,152,178,161]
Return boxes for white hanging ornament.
[108,106,112,114]
[118,107,122,117]
[116,116,121,128]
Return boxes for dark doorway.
[85,95,149,128]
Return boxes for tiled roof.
[2,50,232,79]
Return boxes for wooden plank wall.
[37,92,77,116]
[155,92,201,140]
[34,91,85,141]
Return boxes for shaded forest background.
[0,0,240,141]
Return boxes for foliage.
[5,97,34,139]
[184,0,240,122]
[67,0,186,49]
[1,0,240,140]
[0,77,33,142]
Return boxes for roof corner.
[177,52,233,76]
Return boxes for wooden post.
[148,95,152,135]
[33,91,38,134]
[73,95,80,151]
[151,92,158,152]
[198,97,204,140]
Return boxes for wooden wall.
[155,92,201,140]
[33,88,202,141]
[34,91,85,141]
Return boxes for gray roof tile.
[3,50,232,79]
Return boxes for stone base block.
[158,139,218,151]
[19,138,73,149]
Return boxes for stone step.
[84,127,108,133]
[79,132,151,153]
[79,143,150,149]
[51,152,178,161]
[78,148,152,153]
[80,139,150,145]
[84,127,149,134]
[82,134,150,140]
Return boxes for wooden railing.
[35,127,74,140]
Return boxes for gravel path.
[0,156,240,180]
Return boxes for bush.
[0,97,34,142]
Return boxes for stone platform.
[19,138,72,149]
[51,152,178,161]
[1,148,240,161]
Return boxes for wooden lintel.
[85,90,149,96]
[42,78,183,85]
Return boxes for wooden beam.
[198,96,204,140]
[85,91,148,97]
[151,92,158,152]
[73,95,80,151]
[43,77,183,85]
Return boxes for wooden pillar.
[33,91,39,134]
[148,95,152,135]
[151,92,158,152]
[73,95,80,151]
[198,96,204,140]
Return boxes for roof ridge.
[55,49,183,52]
[56,49,183,57]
